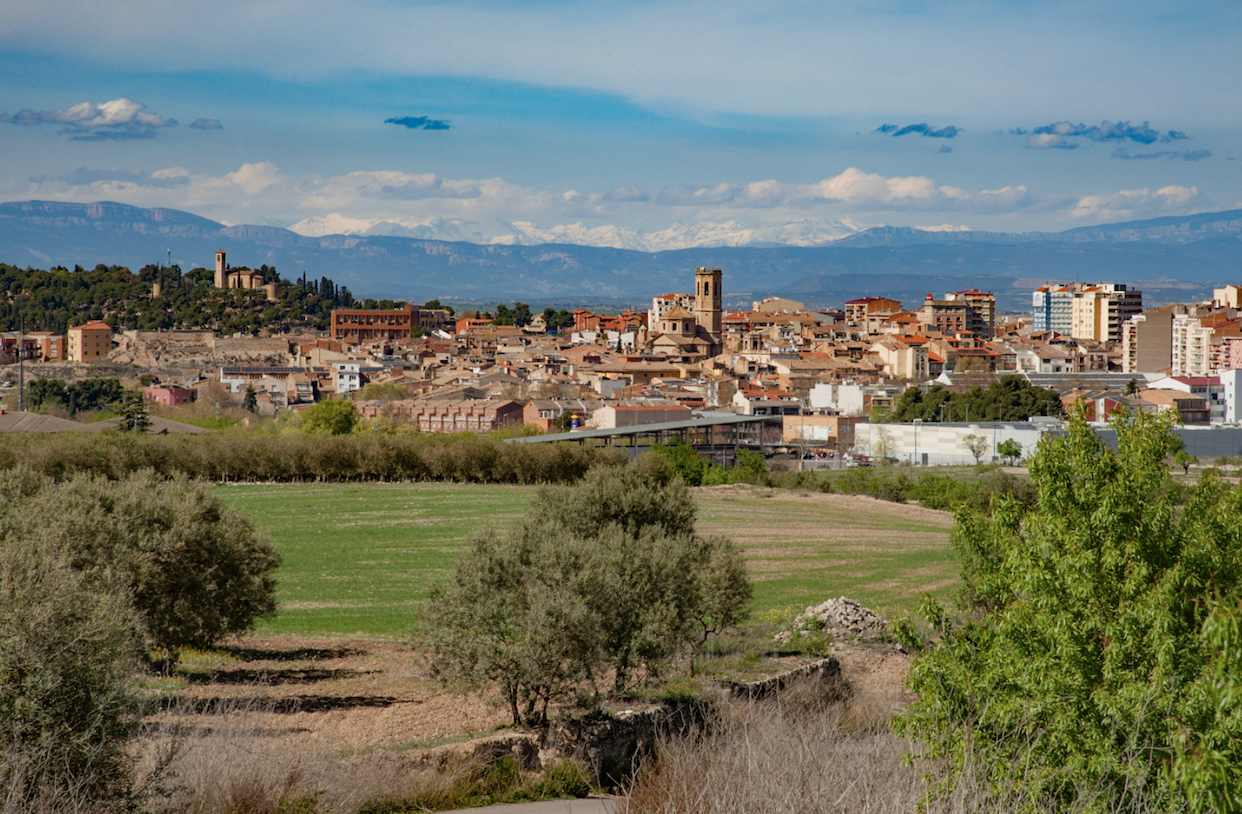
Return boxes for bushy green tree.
[647,440,708,486]
[424,464,751,724]
[25,378,67,411]
[0,538,142,807]
[0,468,281,657]
[996,438,1022,465]
[897,411,1242,811]
[301,399,358,435]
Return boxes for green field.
[217,482,534,638]
[695,487,956,618]
[217,482,956,639]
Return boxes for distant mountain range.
[2,200,1240,311]
[286,214,873,251]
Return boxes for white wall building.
[333,362,361,394]
[857,421,1063,466]
[1223,369,1242,423]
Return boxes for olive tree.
[1,539,142,808]
[0,468,281,660]
[897,411,1242,811]
[301,399,358,435]
[423,464,752,725]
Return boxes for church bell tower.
[694,266,723,351]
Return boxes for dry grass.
[132,695,594,814]
[616,676,1161,814]
[134,697,442,814]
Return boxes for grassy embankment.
[218,481,957,639]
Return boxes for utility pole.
[18,315,25,412]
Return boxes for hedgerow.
[0,432,621,484]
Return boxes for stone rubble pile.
[775,597,888,643]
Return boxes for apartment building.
[870,335,930,380]
[1032,285,1075,333]
[67,321,114,362]
[1069,284,1143,343]
[330,303,416,343]
[1172,310,1239,377]
[844,297,901,322]
[916,297,968,335]
[943,289,996,339]
[1121,305,1183,374]
[25,331,66,362]
[1031,282,1140,342]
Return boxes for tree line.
[0,262,356,335]
[881,375,1064,423]
[0,430,617,484]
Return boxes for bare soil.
[172,636,510,753]
[163,634,911,757]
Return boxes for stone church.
[640,267,723,359]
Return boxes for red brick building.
[331,304,416,343]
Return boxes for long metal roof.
[505,412,778,444]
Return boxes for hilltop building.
[213,250,280,302]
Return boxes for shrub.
[300,400,358,435]
[0,468,280,657]
[897,410,1242,810]
[646,440,708,486]
[0,539,142,809]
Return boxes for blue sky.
[1,0,1239,246]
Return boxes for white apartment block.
[1172,315,1214,377]
[648,292,694,329]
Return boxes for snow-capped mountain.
[287,215,872,251]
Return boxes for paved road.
[444,797,618,814]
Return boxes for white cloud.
[0,98,176,140]
[650,168,1030,212]
[226,162,284,195]
[4,159,1209,242]
[1061,185,1200,221]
